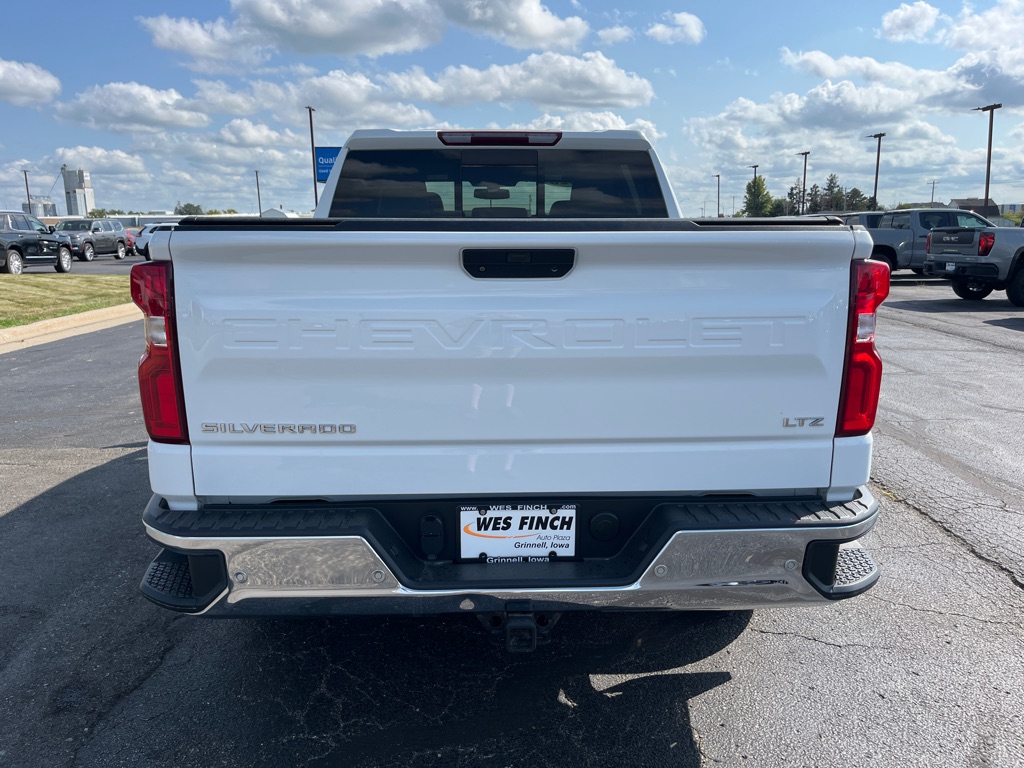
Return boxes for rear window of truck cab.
[328,149,669,218]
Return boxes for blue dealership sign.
[315,146,343,182]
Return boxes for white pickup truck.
[131,129,889,651]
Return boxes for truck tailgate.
[929,227,979,255]
[166,226,860,499]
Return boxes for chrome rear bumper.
[141,489,880,616]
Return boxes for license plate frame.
[945,262,957,272]
[459,504,577,561]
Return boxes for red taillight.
[926,233,931,252]
[130,262,188,444]
[836,259,890,437]
[979,231,995,256]
[437,131,561,146]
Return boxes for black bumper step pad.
[141,548,227,613]
[834,544,879,592]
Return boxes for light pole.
[973,103,1001,209]
[929,180,938,204]
[22,170,31,214]
[306,105,318,208]
[713,174,721,217]
[255,170,262,215]
[749,164,758,181]
[796,151,810,214]
[867,133,885,208]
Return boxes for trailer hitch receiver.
[477,600,562,652]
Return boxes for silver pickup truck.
[924,222,1024,303]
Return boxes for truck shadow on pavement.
[237,609,749,767]
[884,297,1019,314]
[984,317,1024,332]
[0,450,749,768]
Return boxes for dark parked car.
[54,218,129,261]
[0,210,73,274]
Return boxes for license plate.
[945,262,956,272]
[459,504,577,561]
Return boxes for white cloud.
[597,25,634,45]
[141,1,589,64]
[381,52,653,109]
[231,0,445,57]
[879,2,941,42]
[55,83,210,133]
[437,0,589,50]
[646,12,706,45]
[191,80,261,115]
[218,119,303,148]
[0,59,61,107]
[50,147,148,175]
[239,71,434,129]
[509,111,665,141]
[942,0,1024,49]
[781,48,963,103]
[138,15,266,71]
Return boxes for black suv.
[54,218,129,261]
[1,210,73,275]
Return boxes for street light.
[929,180,938,204]
[973,103,1001,210]
[796,151,810,214]
[255,170,262,215]
[749,164,758,181]
[22,170,31,214]
[306,105,318,208]
[713,174,721,217]
[867,133,885,208]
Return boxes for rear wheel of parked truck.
[79,242,95,262]
[951,278,993,301]
[55,246,73,273]
[872,250,897,273]
[1005,268,1024,307]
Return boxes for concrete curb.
[0,303,142,353]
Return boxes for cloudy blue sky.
[1,0,1021,216]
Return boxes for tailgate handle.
[462,248,575,278]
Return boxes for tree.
[741,176,773,217]
[823,174,844,212]
[806,184,823,214]
[844,187,870,211]
[174,201,204,215]
[786,178,802,215]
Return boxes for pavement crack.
[747,628,887,651]
[873,479,1024,593]
[866,595,1024,628]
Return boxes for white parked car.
[135,223,177,260]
